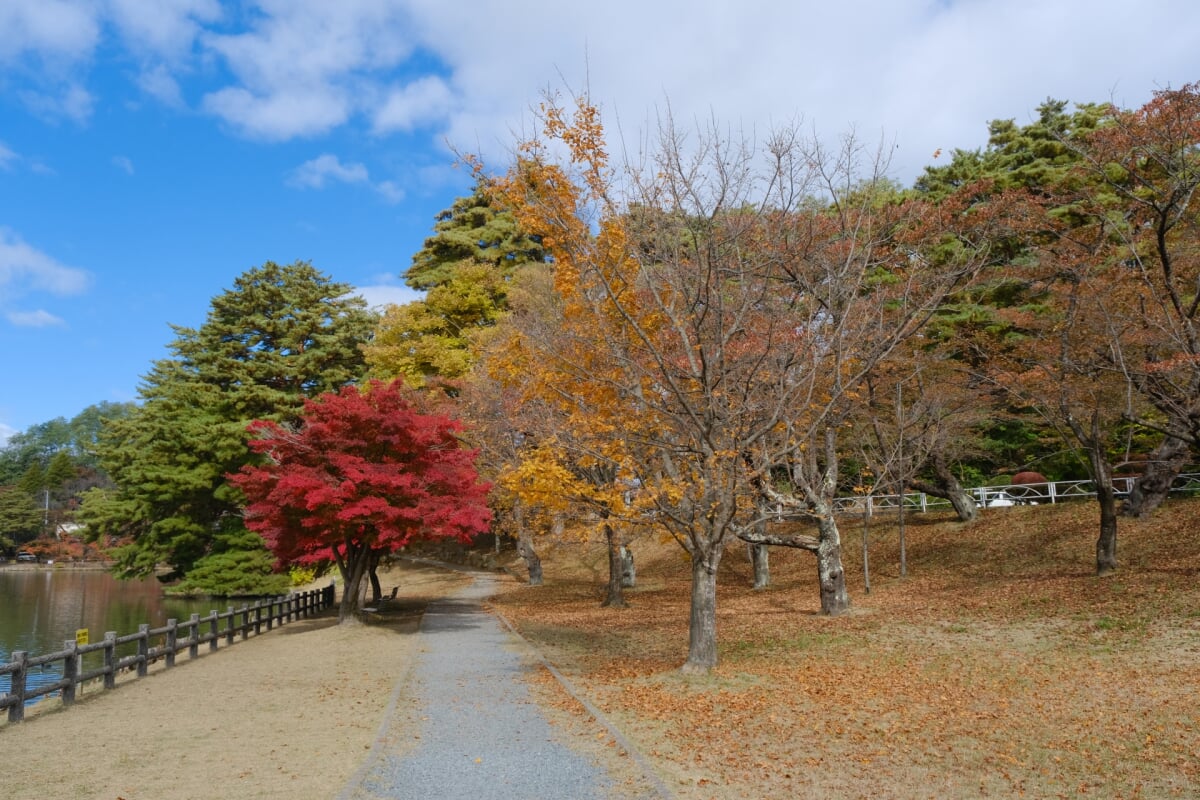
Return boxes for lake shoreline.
[0,561,113,571]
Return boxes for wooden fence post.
[254,604,263,635]
[165,619,178,668]
[240,605,250,639]
[266,599,275,631]
[225,606,236,646]
[62,640,79,706]
[8,650,27,723]
[188,613,200,659]
[137,624,149,676]
[104,632,117,690]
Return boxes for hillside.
[489,499,1200,799]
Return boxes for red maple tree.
[230,379,492,622]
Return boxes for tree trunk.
[815,512,850,615]
[681,552,720,673]
[601,522,627,608]
[620,546,636,588]
[513,502,543,586]
[367,552,382,603]
[749,542,770,590]
[1096,484,1119,577]
[860,509,871,594]
[336,542,369,624]
[517,530,543,586]
[1090,443,1118,576]
[1122,433,1191,518]
[1070,413,1119,577]
[910,453,978,522]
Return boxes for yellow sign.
[76,628,89,646]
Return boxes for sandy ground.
[3,563,470,800]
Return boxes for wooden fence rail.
[0,581,335,724]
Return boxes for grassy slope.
[490,500,1200,799]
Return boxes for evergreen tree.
[0,486,43,550]
[366,181,545,387]
[913,99,1107,199]
[366,260,511,386]
[404,180,544,291]
[81,261,376,592]
[910,97,1115,483]
[44,449,76,493]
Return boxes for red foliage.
[230,380,492,567]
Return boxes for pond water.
[0,566,223,702]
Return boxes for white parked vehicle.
[981,490,1017,508]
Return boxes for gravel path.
[338,573,667,800]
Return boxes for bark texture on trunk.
[336,542,369,624]
[682,554,719,673]
[1096,485,1119,577]
[518,533,543,586]
[367,553,382,603]
[1122,434,1191,518]
[1069,414,1119,577]
[513,503,543,586]
[749,543,770,590]
[860,513,871,594]
[737,529,818,550]
[815,513,850,615]
[1092,439,1118,576]
[601,523,627,608]
[620,546,636,588]
[910,453,978,522]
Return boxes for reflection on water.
[0,567,223,702]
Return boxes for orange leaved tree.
[487,95,989,671]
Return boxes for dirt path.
[3,563,468,800]
[338,571,667,800]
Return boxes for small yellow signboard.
[76,628,89,646]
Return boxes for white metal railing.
[831,473,1200,515]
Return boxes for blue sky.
[1,0,1197,442]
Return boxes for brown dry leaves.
[493,502,1200,799]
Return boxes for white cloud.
[108,0,222,58]
[111,155,135,175]
[6,309,66,327]
[287,154,405,203]
[0,228,91,295]
[203,85,350,140]
[353,283,423,310]
[0,422,16,446]
[137,64,185,107]
[21,83,94,124]
[372,75,455,134]
[0,0,100,64]
[374,180,405,204]
[199,0,416,138]
[0,142,17,169]
[287,154,369,189]
[2,0,1197,186]
[399,0,1200,182]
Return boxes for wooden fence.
[0,582,336,724]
